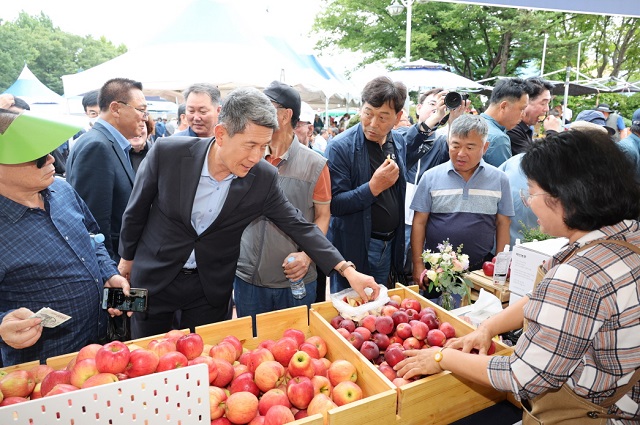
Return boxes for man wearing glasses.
[67,78,147,262]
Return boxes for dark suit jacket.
[119,136,343,307]
[66,121,135,262]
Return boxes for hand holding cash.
[30,307,72,328]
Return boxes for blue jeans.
[233,276,317,335]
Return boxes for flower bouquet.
[419,240,473,310]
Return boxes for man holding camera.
[480,77,529,167]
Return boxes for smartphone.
[102,288,148,312]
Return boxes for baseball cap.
[299,101,315,124]
[263,81,301,123]
[571,110,615,136]
[0,111,82,164]
[632,108,640,126]
[595,103,613,113]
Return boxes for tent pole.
[563,66,571,123]
[325,97,329,129]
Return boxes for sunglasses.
[35,154,51,169]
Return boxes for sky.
[1,0,322,50]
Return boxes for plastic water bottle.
[90,233,105,250]
[287,257,306,299]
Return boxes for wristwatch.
[434,346,447,363]
[337,261,356,277]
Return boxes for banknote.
[30,307,71,328]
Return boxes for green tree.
[0,12,126,95]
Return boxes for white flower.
[442,253,451,262]
[426,269,438,281]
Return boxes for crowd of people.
[0,73,639,422]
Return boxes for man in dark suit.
[67,78,147,262]
[118,87,380,339]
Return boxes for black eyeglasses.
[117,101,149,119]
[35,154,50,169]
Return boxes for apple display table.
[465,270,511,308]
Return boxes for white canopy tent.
[5,64,66,114]
[62,0,354,110]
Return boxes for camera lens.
[444,92,469,109]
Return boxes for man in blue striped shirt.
[0,110,130,366]
[410,114,514,288]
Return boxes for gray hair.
[218,87,278,137]
[450,114,488,141]
[182,83,221,106]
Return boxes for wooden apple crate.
[311,284,513,425]
[0,360,40,374]
[196,305,398,425]
[465,270,511,308]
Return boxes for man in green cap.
[0,109,130,366]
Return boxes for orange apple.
[209,385,228,420]
[225,391,259,425]
[304,335,328,358]
[254,360,286,392]
[332,381,363,406]
[327,359,357,387]
[70,358,99,388]
[80,372,118,389]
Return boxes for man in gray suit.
[67,78,147,262]
[118,87,380,339]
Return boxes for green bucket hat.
[0,112,82,165]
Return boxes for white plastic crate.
[0,363,211,424]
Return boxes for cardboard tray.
[311,284,513,425]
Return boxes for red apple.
[211,418,232,425]
[147,338,177,357]
[338,318,356,333]
[230,372,260,397]
[76,343,103,362]
[176,333,204,360]
[353,326,372,341]
[391,310,409,326]
[270,337,299,367]
[209,385,228,419]
[381,305,398,317]
[211,358,235,387]
[410,320,429,341]
[402,337,421,350]
[287,350,314,379]
[298,342,320,359]
[395,322,412,340]
[439,322,457,339]
[329,315,343,329]
[264,404,295,425]
[386,299,400,309]
[336,328,350,339]
[311,358,328,377]
[304,335,328,358]
[164,329,187,343]
[375,316,394,335]
[422,307,437,317]
[311,375,332,397]
[46,383,79,396]
[282,328,305,347]
[359,340,380,361]
[249,416,266,425]
[188,355,219,384]
[81,372,118,389]
[222,335,243,360]
[378,362,398,382]
[487,340,497,355]
[0,370,35,398]
[372,332,390,351]
[254,360,286,392]
[95,340,131,375]
[258,388,291,416]
[427,329,447,347]
[233,363,250,379]
[0,396,29,406]
[347,331,365,350]
[225,391,259,425]
[293,409,308,420]
[156,351,189,372]
[209,340,238,364]
[392,377,410,387]
[332,380,363,406]
[482,261,495,276]
[401,298,422,312]
[70,358,99,388]
[248,347,275,374]
[306,393,337,418]
[40,369,71,396]
[287,376,314,409]
[384,347,406,368]
[327,359,357,387]
[359,315,377,333]
[258,339,276,351]
[125,349,159,378]
[405,308,419,321]
[420,313,440,330]
[29,364,55,384]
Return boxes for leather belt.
[180,268,198,274]
[371,230,395,241]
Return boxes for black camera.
[102,287,148,312]
[444,92,469,109]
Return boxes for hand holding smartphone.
[102,288,148,312]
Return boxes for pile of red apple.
[0,328,364,425]
[330,295,491,386]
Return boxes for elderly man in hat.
[0,110,130,366]
[595,103,627,142]
[569,110,616,136]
